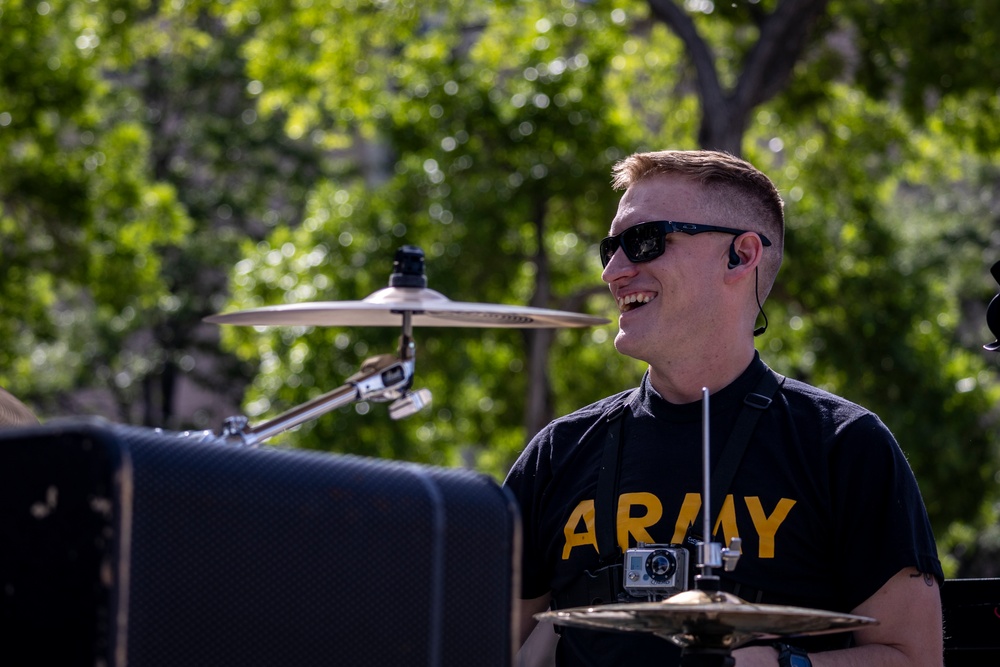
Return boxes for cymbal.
[205,286,609,329]
[0,386,40,427]
[535,590,877,649]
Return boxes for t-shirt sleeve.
[503,428,554,600]
[829,413,943,610]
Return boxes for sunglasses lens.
[623,223,664,262]
[600,222,668,267]
[599,238,617,267]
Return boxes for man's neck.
[646,344,757,404]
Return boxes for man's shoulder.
[547,388,637,429]
[774,373,885,433]
[528,387,638,453]
[778,373,865,409]
[509,388,638,484]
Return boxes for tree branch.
[645,0,726,113]
[645,0,831,153]
[735,0,831,110]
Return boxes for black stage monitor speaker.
[942,577,1000,666]
[1,419,520,666]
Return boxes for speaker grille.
[2,421,517,667]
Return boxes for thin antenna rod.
[701,386,711,572]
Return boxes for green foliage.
[845,1,999,113]
[0,0,190,401]
[214,0,651,474]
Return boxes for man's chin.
[613,331,651,363]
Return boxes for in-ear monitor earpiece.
[728,242,741,269]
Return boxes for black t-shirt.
[504,355,942,666]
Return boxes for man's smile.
[617,291,656,313]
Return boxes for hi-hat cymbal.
[205,286,609,329]
[535,590,877,649]
[0,386,40,427]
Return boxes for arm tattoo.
[909,571,935,586]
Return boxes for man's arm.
[734,566,943,666]
[517,593,553,647]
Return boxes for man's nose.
[601,246,637,284]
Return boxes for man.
[504,150,943,666]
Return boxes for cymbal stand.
[215,311,432,447]
[206,247,444,446]
[678,388,743,667]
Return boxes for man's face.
[601,175,731,365]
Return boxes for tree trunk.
[646,0,831,154]
[524,196,555,440]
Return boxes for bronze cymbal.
[535,590,877,649]
[205,286,609,329]
[0,386,40,427]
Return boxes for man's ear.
[725,233,764,277]
[727,242,742,269]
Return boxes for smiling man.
[504,150,943,667]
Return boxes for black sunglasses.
[599,220,772,268]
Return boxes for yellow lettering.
[562,494,796,561]
[671,494,740,544]
[561,499,597,559]
[716,495,740,545]
[616,492,662,550]
[745,497,795,558]
[671,492,701,543]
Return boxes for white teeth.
[617,293,653,310]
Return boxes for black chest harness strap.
[552,368,785,610]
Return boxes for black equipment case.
[1,419,520,666]
[942,577,1000,666]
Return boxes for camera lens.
[645,549,677,582]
